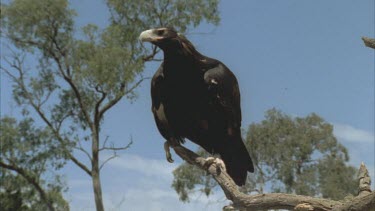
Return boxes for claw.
[164,141,174,163]
[203,157,226,173]
[203,157,216,168]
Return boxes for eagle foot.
[222,205,235,211]
[203,157,227,173]
[164,141,174,163]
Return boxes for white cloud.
[333,123,374,143]
[70,184,227,211]
[66,154,228,211]
[66,143,375,211]
[101,153,179,179]
[337,125,375,191]
[105,187,227,211]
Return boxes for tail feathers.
[191,130,254,186]
[219,134,254,186]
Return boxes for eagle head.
[139,27,204,61]
[139,27,182,49]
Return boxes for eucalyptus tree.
[0,117,69,211]
[172,109,357,202]
[1,0,220,210]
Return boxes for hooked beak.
[139,29,156,42]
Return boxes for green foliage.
[172,109,357,202]
[2,0,220,210]
[0,172,69,211]
[172,150,216,202]
[106,0,220,33]
[318,156,357,200]
[0,117,69,211]
[246,109,356,198]
[1,0,74,52]
[2,0,221,136]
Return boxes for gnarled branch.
[171,144,374,211]
[358,162,372,196]
[362,37,375,49]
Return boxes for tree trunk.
[92,133,105,211]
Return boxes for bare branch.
[124,77,151,96]
[98,138,132,170]
[55,112,71,132]
[38,88,54,108]
[362,37,375,49]
[171,144,375,211]
[101,136,110,151]
[1,65,19,82]
[99,153,118,171]
[142,45,162,62]
[98,77,150,120]
[99,139,133,152]
[74,140,93,162]
[2,54,92,177]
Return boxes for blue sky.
[1,0,374,210]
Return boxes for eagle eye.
[156,29,165,36]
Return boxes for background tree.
[172,109,357,202]
[0,117,69,211]
[1,0,219,210]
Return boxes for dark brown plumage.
[139,27,254,186]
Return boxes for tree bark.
[171,145,375,211]
[92,132,105,211]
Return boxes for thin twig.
[98,76,150,120]
[99,139,133,152]
[2,53,92,177]
[142,45,161,62]
[55,112,71,132]
[99,153,118,171]
[100,136,110,151]
[74,140,93,162]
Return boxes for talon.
[164,141,174,163]
[203,157,216,168]
[203,157,226,173]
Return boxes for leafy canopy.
[0,117,69,211]
[172,109,357,202]
[1,0,220,143]
[1,0,220,210]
